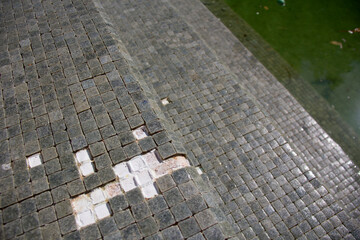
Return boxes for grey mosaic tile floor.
[171,0,360,221]
[0,0,359,239]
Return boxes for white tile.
[120,177,137,192]
[128,156,146,172]
[1,163,11,171]
[27,153,42,168]
[94,203,111,220]
[71,195,93,214]
[90,188,106,205]
[132,126,148,140]
[75,215,82,228]
[161,98,170,105]
[134,170,153,187]
[104,182,122,199]
[77,210,96,227]
[80,162,95,177]
[141,183,158,199]
[143,150,160,169]
[113,162,131,179]
[76,149,91,163]
[148,169,157,179]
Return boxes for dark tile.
[163,187,184,207]
[203,224,225,240]
[148,195,168,214]
[194,209,216,230]
[161,226,183,240]
[178,217,201,238]
[138,217,159,237]
[58,215,76,234]
[154,209,175,230]
[172,168,190,185]
[121,224,142,240]
[98,217,118,236]
[35,191,53,210]
[155,175,176,193]
[38,206,57,225]
[170,202,192,222]
[114,209,135,229]
[125,188,144,205]
[131,202,151,220]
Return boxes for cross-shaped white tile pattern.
[71,149,190,229]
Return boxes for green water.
[225,0,360,135]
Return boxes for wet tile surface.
[0,0,359,239]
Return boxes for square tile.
[141,183,158,199]
[143,150,161,169]
[76,149,91,163]
[94,203,111,220]
[77,210,96,228]
[120,177,137,192]
[128,156,146,172]
[113,162,131,179]
[104,182,122,199]
[132,126,148,140]
[71,195,93,214]
[27,153,42,168]
[134,170,153,187]
[90,188,106,205]
[80,162,95,177]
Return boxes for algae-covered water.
[225,0,360,135]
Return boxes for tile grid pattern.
[167,0,360,230]
[98,0,360,239]
[0,0,200,239]
[0,0,359,239]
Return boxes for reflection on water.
[226,0,360,135]
[336,62,360,133]
[305,61,360,134]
